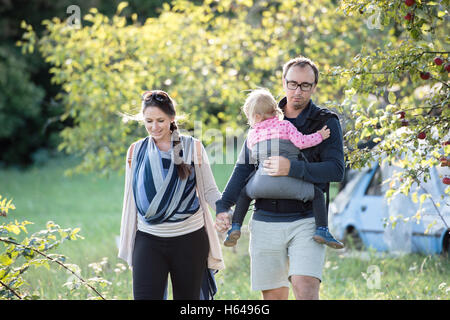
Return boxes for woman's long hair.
[141,90,191,180]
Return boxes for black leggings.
[132,227,209,300]
[232,185,328,228]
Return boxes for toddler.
[224,88,344,249]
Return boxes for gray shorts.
[248,217,325,291]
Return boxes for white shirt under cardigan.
[118,136,225,271]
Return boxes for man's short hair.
[282,56,319,85]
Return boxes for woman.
[118,90,224,300]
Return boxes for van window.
[365,166,383,196]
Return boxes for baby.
[224,88,344,249]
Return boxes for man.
[215,56,345,300]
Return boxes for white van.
[329,160,450,255]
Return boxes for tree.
[0,44,47,165]
[19,0,375,175]
[0,0,172,167]
[19,0,448,225]
[333,0,449,229]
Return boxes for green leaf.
[0,254,13,266]
[419,194,429,204]
[70,228,81,240]
[388,91,396,104]
[386,189,395,199]
[117,2,129,15]
[6,225,20,235]
[424,221,436,234]
[411,192,418,203]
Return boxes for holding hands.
[215,212,231,233]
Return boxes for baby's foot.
[224,225,241,247]
[313,227,344,249]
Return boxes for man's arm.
[288,116,345,184]
[215,139,255,214]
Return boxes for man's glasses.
[285,80,314,92]
[141,90,169,103]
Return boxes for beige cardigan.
[118,136,225,271]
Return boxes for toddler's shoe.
[313,227,344,249]
[224,224,241,247]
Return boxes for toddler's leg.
[312,186,344,249]
[224,186,253,247]
[312,186,328,228]
[231,186,253,227]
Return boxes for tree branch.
[0,238,106,300]
[419,185,450,231]
[0,279,22,300]
[422,51,450,54]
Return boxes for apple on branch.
[420,72,431,80]
[404,12,413,21]
[403,12,414,21]
[434,57,444,66]
[396,111,406,119]
[440,157,449,167]
[445,63,450,73]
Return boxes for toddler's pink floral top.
[247,116,323,150]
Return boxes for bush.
[0,194,107,300]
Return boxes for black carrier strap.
[304,108,338,134]
[304,108,339,214]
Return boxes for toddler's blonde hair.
[242,88,283,127]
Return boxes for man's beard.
[292,98,308,110]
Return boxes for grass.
[1,156,449,300]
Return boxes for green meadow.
[1,156,449,300]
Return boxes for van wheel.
[344,226,363,250]
[442,230,450,258]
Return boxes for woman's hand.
[215,212,231,233]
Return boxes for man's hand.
[262,156,291,176]
[215,212,231,233]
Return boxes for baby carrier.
[253,106,339,214]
